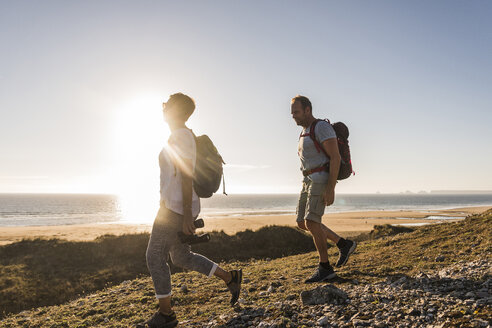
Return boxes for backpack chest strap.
[302,164,329,177]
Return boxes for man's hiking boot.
[304,264,337,283]
[227,269,242,306]
[336,239,357,267]
[136,311,178,328]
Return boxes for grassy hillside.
[0,225,315,317]
[0,209,490,327]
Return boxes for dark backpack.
[191,132,226,198]
[308,119,354,180]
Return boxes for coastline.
[0,206,489,246]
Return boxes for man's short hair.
[291,95,312,112]
[165,93,195,120]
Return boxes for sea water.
[0,193,491,227]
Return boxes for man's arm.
[180,157,196,235]
[321,138,341,206]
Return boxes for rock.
[180,284,188,293]
[438,269,448,278]
[406,308,420,316]
[350,312,360,321]
[317,315,329,326]
[473,318,489,327]
[373,321,386,328]
[259,291,268,297]
[352,318,371,327]
[476,291,489,298]
[300,285,348,305]
[435,255,445,262]
[267,286,275,293]
[391,276,407,286]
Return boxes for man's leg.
[300,220,341,243]
[296,181,308,229]
[318,222,356,267]
[305,220,329,263]
[303,218,337,283]
[303,187,337,283]
[296,180,337,282]
[320,223,341,244]
[299,217,356,265]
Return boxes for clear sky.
[1,1,491,200]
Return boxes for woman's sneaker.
[227,269,242,306]
[305,264,337,283]
[336,240,357,267]
[136,311,178,328]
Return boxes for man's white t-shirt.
[159,128,200,217]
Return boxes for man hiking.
[291,95,357,283]
[139,93,242,328]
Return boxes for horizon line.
[1,190,492,196]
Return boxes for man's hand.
[323,186,335,206]
[320,137,340,207]
[182,214,196,235]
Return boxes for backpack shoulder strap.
[309,119,325,154]
[188,128,197,140]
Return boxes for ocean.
[0,193,491,227]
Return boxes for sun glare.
[110,94,169,224]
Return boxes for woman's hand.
[182,214,196,235]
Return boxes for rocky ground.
[209,259,491,328]
[1,210,490,328]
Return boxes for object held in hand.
[177,218,208,244]
[194,218,204,228]
[178,232,210,245]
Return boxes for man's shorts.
[296,179,327,223]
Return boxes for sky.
[1,1,491,201]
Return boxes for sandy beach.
[0,206,489,246]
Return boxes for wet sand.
[0,206,489,245]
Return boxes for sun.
[109,94,170,224]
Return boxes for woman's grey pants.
[146,206,217,298]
